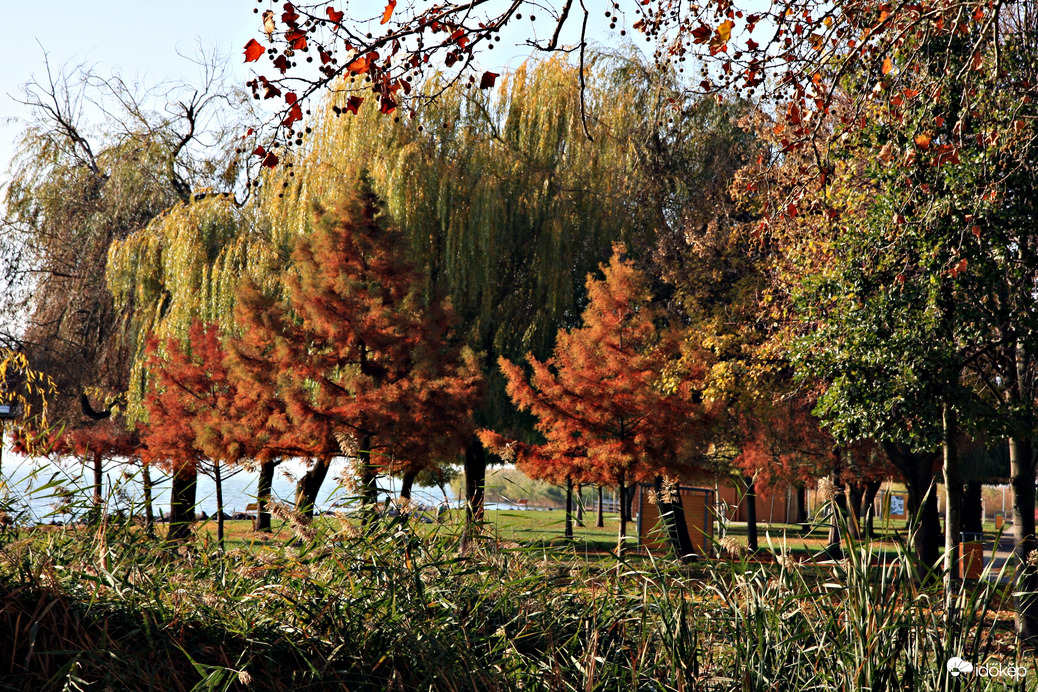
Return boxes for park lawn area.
[190,509,941,565]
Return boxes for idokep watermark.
[947,656,1030,680]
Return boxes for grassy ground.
[191,509,1010,564]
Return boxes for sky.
[0,1,623,185]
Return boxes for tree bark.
[743,476,759,553]
[1009,435,1038,643]
[142,462,155,534]
[575,483,585,526]
[961,480,983,534]
[214,460,225,551]
[91,451,104,517]
[463,437,486,524]
[616,477,628,557]
[294,456,332,518]
[564,477,574,539]
[796,485,808,524]
[400,470,416,500]
[883,442,941,573]
[167,465,197,542]
[655,476,695,562]
[596,485,605,528]
[254,459,277,532]
[943,404,962,586]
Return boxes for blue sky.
[0,2,626,185]
[0,1,257,179]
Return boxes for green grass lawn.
[190,507,997,564]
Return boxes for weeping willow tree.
[255,52,708,516]
[108,51,739,518]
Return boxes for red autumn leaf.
[972,225,982,239]
[252,146,267,157]
[348,56,370,74]
[933,144,960,166]
[286,29,307,50]
[382,0,397,24]
[914,132,932,149]
[283,103,303,127]
[327,7,344,24]
[261,151,280,168]
[319,48,332,65]
[282,3,299,27]
[479,71,499,89]
[379,96,397,114]
[949,258,968,277]
[244,39,265,63]
[273,55,289,74]
[286,92,298,105]
[691,24,712,43]
[345,96,364,114]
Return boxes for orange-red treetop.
[229,184,483,476]
[482,245,717,488]
[144,321,268,472]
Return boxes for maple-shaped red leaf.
[244,39,265,63]
[379,96,397,114]
[691,25,712,44]
[327,7,344,24]
[382,0,397,24]
[319,48,332,65]
[479,71,499,89]
[282,2,299,27]
[261,151,280,168]
[286,29,308,50]
[273,54,289,74]
[345,96,364,114]
[252,145,267,157]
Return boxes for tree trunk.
[463,437,486,524]
[400,470,416,500]
[167,465,197,543]
[142,462,155,535]
[564,477,574,539]
[254,459,277,532]
[294,456,332,518]
[744,476,759,553]
[861,479,882,538]
[961,480,983,534]
[575,483,585,526]
[214,460,225,551]
[883,442,941,573]
[596,485,604,528]
[91,451,104,521]
[357,437,378,520]
[828,481,848,560]
[796,485,808,524]
[616,478,628,557]
[623,484,636,524]
[943,404,962,586]
[1009,435,1038,643]
[656,476,695,562]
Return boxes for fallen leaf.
[244,39,265,63]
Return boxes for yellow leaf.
[882,58,893,75]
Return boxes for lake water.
[0,449,454,523]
